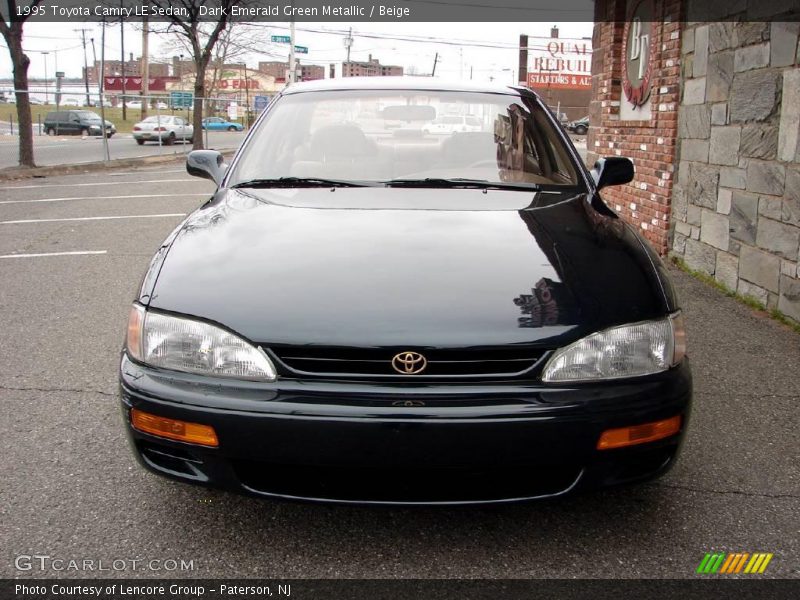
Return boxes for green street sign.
[170,91,193,108]
[271,35,291,44]
[295,46,308,54]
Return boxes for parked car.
[201,117,244,131]
[422,114,482,134]
[61,98,81,107]
[125,100,143,109]
[43,110,116,137]
[121,78,691,505]
[568,116,590,135]
[132,115,193,145]
[155,101,169,110]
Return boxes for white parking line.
[0,250,108,259]
[0,179,198,190]
[109,169,185,176]
[1,213,186,224]
[0,193,208,205]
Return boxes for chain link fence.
[0,88,270,170]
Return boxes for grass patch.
[670,255,800,334]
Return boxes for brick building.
[342,55,403,77]
[84,60,169,85]
[587,0,682,256]
[521,29,593,120]
[588,0,800,321]
[258,61,325,82]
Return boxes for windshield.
[229,89,581,188]
[76,111,101,121]
[142,116,172,124]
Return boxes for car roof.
[280,76,533,97]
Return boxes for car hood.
[145,188,671,348]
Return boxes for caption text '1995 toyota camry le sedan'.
[120,78,692,505]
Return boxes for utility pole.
[120,12,126,121]
[431,52,438,77]
[141,15,149,119]
[98,21,110,161]
[288,15,296,84]
[75,28,91,106]
[41,52,49,104]
[344,27,353,62]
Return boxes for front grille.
[268,346,547,379]
[234,460,583,503]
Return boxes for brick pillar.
[587,0,683,255]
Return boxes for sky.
[1,21,593,86]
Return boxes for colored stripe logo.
[696,552,773,574]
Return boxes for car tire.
[80,128,89,137]
[47,128,56,136]
[136,139,145,146]
[164,132,175,146]
[575,125,587,135]
[228,125,236,131]
[106,133,113,139]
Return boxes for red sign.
[103,76,179,92]
[218,79,260,90]
[527,72,591,90]
[621,0,655,108]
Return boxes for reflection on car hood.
[146,188,671,348]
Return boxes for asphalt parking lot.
[0,164,797,579]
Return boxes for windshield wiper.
[383,178,542,190]
[231,177,373,189]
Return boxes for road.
[0,130,245,170]
[0,164,797,580]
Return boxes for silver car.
[133,115,194,145]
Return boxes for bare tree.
[159,22,260,100]
[149,0,242,150]
[0,0,43,167]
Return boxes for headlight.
[541,314,685,383]
[126,304,276,381]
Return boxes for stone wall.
[670,20,800,322]
[587,0,683,255]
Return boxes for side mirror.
[187,150,227,186]
[591,157,635,190]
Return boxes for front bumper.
[119,354,692,505]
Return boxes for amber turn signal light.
[597,415,682,450]
[130,408,219,447]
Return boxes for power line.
[249,23,591,53]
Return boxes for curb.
[0,148,237,182]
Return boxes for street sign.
[271,35,308,54]
[254,95,270,112]
[170,91,193,109]
[55,71,65,78]
[228,102,238,121]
